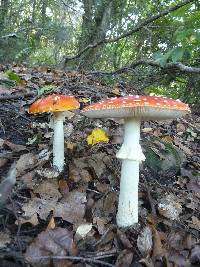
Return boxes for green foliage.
[152,27,200,66]
[5,70,22,84]
[28,47,56,67]
[0,0,199,107]
[37,85,58,96]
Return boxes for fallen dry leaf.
[142,127,154,133]
[158,194,182,220]
[47,216,56,230]
[117,229,132,249]
[188,216,200,231]
[4,140,27,152]
[0,157,8,168]
[54,191,86,223]
[16,152,37,175]
[112,85,121,96]
[75,223,93,240]
[58,179,69,197]
[69,165,92,183]
[73,153,109,178]
[92,192,117,220]
[0,232,11,248]
[190,244,200,264]
[137,226,153,256]
[174,137,192,155]
[20,170,36,189]
[115,249,133,267]
[161,135,173,144]
[20,197,56,224]
[187,178,200,193]
[176,122,186,133]
[25,227,78,265]
[33,180,61,202]
[19,213,39,226]
[151,226,164,258]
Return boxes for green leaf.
[171,47,184,63]
[152,51,163,61]
[183,48,192,60]
[5,70,21,84]
[195,32,200,42]
[37,85,57,96]
[172,4,192,17]
[152,51,167,67]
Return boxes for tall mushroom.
[82,95,190,227]
[29,94,80,173]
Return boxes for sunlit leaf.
[171,47,184,63]
[87,128,109,146]
[5,70,21,84]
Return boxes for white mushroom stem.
[116,118,145,227]
[53,111,66,172]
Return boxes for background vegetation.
[0,0,199,108]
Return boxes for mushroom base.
[116,159,139,227]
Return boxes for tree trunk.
[74,0,113,70]
[0,0,9,34]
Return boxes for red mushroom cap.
[29,94,80,114]
[82,95,190,120]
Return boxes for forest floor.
[0,64,199,267]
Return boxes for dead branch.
[115,60,200,74]
[0,33,18,39]
[89,59,200,75]
[34,255,115,267]
[65,0,195,63]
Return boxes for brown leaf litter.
[0,64,199,267]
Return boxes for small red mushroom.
[82,95,190,227]
[29,94,80,173]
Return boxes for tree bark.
[0,0,9,33]
[76,0,113,70]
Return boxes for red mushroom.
[29,94,80,173]
[82,95,190,227]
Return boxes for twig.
[0,33,17,39]
[89,59,200,75]
[35,255,115,267]
[95,225,116,247]
[120,60,200,74]
[85,249,117,259]
[65,0,195,62]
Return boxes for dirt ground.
[0,65,199,267]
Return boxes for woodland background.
[0,0,200,108]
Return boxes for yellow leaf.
[87,128,109,146]
[112,86,121,96]
[66,141,76,150]
[47,216,56,229]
